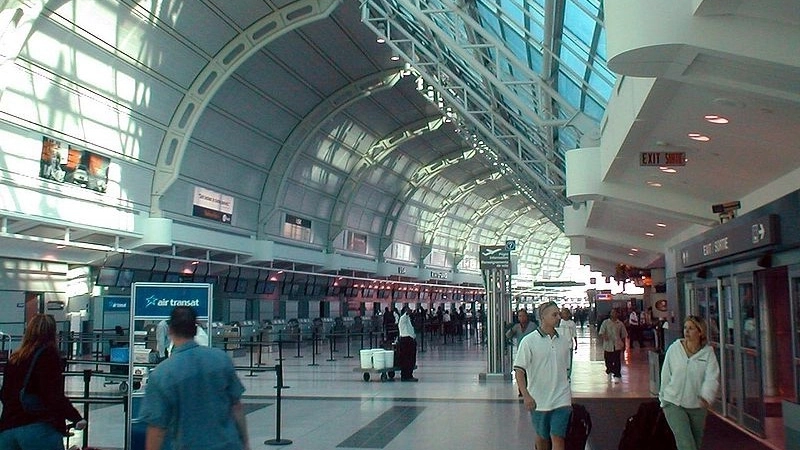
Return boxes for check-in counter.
[297,318,312,340]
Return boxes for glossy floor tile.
[37,326,784,449]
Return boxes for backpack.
[565,403,592,450]
[618,400,676,450]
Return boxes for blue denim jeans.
[0,422,64,450]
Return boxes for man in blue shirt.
[141,306,249,450]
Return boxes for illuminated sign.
[640,152,686,166]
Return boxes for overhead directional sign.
[640,152,686,166]
[480,245,511,270]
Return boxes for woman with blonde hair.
[0,314,86,449]
[658,315,720,450]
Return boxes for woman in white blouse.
[658,315,720,450]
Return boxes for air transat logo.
[144,295,201,308]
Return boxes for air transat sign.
[132,283,211,319]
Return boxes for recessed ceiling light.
[645,232,655,237]
[660,167,677,173]
[56,244,66,249]
[656,223,666,227]
[376,36,386,44]
[647,181,662,187]
[688,133,710,142]
[390,54,400,61]
[704,114,729,124]
[631,248,639,252]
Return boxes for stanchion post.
[343,329,353,359]
[326,332,335,362]
[82,369,92,449]
[264,363,292,446]
[256,333,264,367]
[294,333,302,358]
[308,330,318,366]
[246,336,257,377]
[419,316,426,353]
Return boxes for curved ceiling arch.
[420,170,507,247]
[491,208,544,241]
[378,147,478,253]
[149,0,341,215]
[327,116,446,245]
[257,69,406,232]
[445,188,524,249]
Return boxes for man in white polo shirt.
[514,301,572,450]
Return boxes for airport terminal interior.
[1,0,800,449]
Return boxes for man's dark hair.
[169,306,198,338]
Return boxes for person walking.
[514,301,572,450]
[557,308,578,380]
[598,308,627,383]
[0,314,87,450]
[506,308,537,345]
[659,315,720,450]
[140,306,250,450]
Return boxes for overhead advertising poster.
[39,136,110,193]
[132,283,211,319]
[192,186,234,224]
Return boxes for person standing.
[598,308,627,383]
[659,315,720,450]
[557,308,578,379]
[627,307,643,348]
[0,314,87,450]
[514,302,572,450]
[397,306,418,382]
[557,308,578,351]
[141,306,250,450]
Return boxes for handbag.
[19,346,48,414]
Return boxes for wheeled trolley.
[357,348,397,381]
[354,366,397,382]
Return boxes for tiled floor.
[52,325,784,449]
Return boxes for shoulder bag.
[19,346,48,414]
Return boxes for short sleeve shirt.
[513,329,572,411]
[140,342,245,450]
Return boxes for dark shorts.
[531,405,572,438]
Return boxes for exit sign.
[640,152,686,166]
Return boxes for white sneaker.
[612,376,620,384]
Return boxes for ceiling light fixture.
[390,53,400,61]
[647,181,662,187]
[645,232,655,237]
[704,114,729,124]
[656,223,666,227]
[688,133,710,142]
[659,167,677,173]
